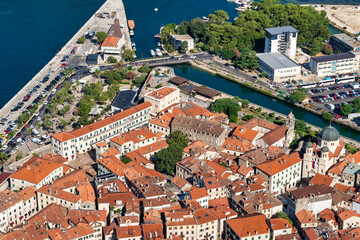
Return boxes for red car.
[4,130,9,134]
[24,124,29,128]
[71,46,77,55]
[61,62,67,66]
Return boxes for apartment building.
[288,185,333,217]
[171,116,228,147]
[330,33,360,53]
[201,176,228,200]
[309,52,356,77]
[225,213,270,240]
[189,188,209,208]
[144,86,180,113]
[264,26,298,59]
[36,169,95,210]
[109,127,157,154]
[255,154,302,194]
[165,209,219,240]
[230,191,282,218]
[0,186,37,232]
[9,155,69,191]
[52,102,152,160]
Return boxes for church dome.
[319,126,340,142]
[321,146,329,152]
[305,141,313,148]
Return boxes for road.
[0,52,267,156]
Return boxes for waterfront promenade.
[0,0,131,134]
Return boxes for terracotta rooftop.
[226,213,269,238]
[189,187,208,200]
[10,156,66,184]
[295,209,318,224]
[232,126,259,141]
[222,137,254,153]
[256,154,302,176]
[146,87,178,100]
[110,127,156,146]
[309,173,334,187]
[101,36,120,47]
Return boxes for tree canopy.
[290,88,307,103]
[211,98,241,123]
[156,131,189,175]
[341,104,353,116]
[161,0,330,68]
[95,32,107,43]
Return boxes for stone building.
[171,116,228,147]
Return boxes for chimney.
[27,165,31,170]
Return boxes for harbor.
[0,0,132,144]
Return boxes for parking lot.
[307,82,359,118]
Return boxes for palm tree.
[0,152,8,162]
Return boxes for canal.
[172,65,360,141]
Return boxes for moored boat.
[127,20,135,29]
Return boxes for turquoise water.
[173,65,360,141]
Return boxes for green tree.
[295,120,307,133]
[341,104,353,116]
[211,98,241,122]
[233,48,259,71]
[354,97,360,113]
[308,38,324,55]
[322,112,333,121]
[59,105,70,116]
[122,49,135,61]
[179,41,188,54]
[222,47,236,60]
[290,88,307,103]
[242,115,254,121]
[77,36,86,44]
[176,21,189,35]
[156,143,184,175]
[127,71,135,80]
[16,154,22,161]
[167,130,189,148]
[121,156,132,164]
[0,152,8,161]
[241,99,250,108]
[95,31,108,43]
[106,56,118,64]
[277,211,293,225]
[138,65,151,73]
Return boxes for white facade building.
[257,52,301,82]
[52,102,152,160]
[310,52,356,77]
[256,154,302,195]
[144,87,180,113]
[264,26,298,59]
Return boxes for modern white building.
[309,52,356,77]
[264,26,298,59]
[52,102,152,160]
[257,52,301,82]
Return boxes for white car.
[21,140,25,145]
[30,125,35,129]
[189,56,197,59]
[44,101,48,105]
[10,149,16,155]
[34,112,39,116]
[1,145,8,151]
[16,138,22,143]
[15,145,19,150]
[42,135,48,139]
[37,117,42,121]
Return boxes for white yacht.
[150,50,156,57]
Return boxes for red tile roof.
[309,173,334,187]
[189,187,208,199]
[256,154,302,176]
[226,213,269,238]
